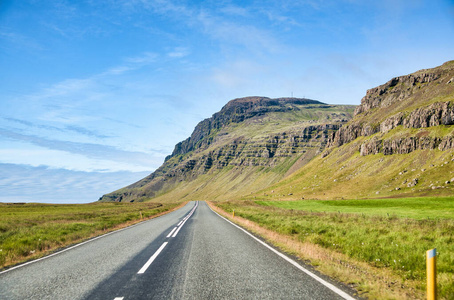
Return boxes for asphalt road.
[0,201,358,300]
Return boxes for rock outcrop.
[354,72,442,115]
[360,136,454,156]
[328,60,454,156]
[168,97,327,158]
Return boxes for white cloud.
[124,51,159,65]
[167,47,190,58]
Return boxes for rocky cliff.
[253,61,454,201]
[168,97,326,158]
[327,60,454,156]
[100,97,354,202]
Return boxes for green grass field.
[0,201,180,269]
[216,197,454,299]
[256,197,454,220]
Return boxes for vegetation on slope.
[247,138,454,201]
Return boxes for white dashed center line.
[137,242,168,274]
[166,227,177,238]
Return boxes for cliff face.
[168,97,326,158]
[328,61,454,156]
[256,61,454,201]
[100,97,354,202]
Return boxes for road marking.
[167,227,177,238]
[138,242,168,274]
[209,206,356,300]
[171,201,198,238]
[114,297,124,300]
[172,219,187,237]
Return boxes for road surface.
[0,201,357,299]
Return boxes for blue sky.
[1,0,453,203]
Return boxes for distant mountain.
[99,97,355,202]
[252,61,454,200]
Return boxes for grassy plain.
[214,197,454,299]
[257,197,454,220]
[0,201,180,270]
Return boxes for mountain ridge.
[100,97,354,202]
[167,96,326,159]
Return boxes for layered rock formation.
[327,60,454,156]
[169,97,328,158]
[100,97,354,202]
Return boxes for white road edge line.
[137,242,168,274]
[209,205,356,300]
[167,227,178,238]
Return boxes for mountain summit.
[100,97,354,202]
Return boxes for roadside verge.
[0,201,187,272]
[207,201,423,299]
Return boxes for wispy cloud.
[3,117,110,139]
[119,1,281,54]
[0,28,44,51]
[104,117,142,129]
[0,128,159,170]
[196,10,281,54]
[64,125,111,139]
[167,47,190,58]
[0,163,150,203]
[103,52,159,75]
[220,5,250,17]
[263,11,301,27]
[135,0,193,18]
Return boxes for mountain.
[101,61,454,203]
[100,97,355,202]
[250,61,454,200]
